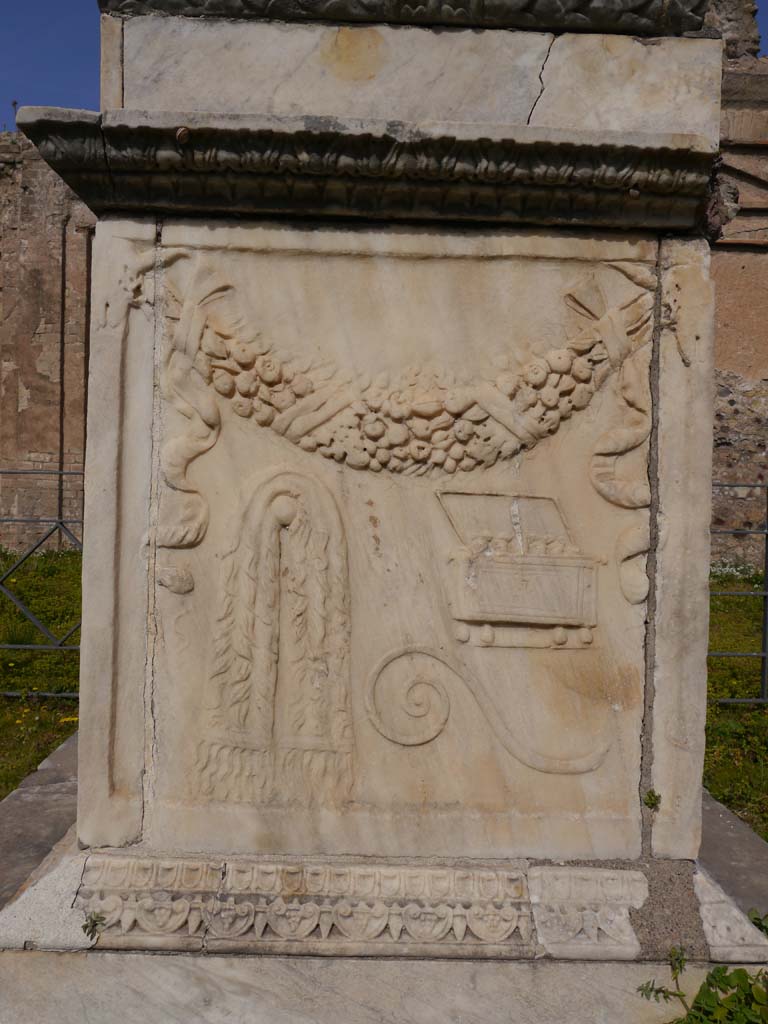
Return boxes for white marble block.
[10,0,763,986]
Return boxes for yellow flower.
[60,716,79,723]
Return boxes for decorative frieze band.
[97,0,707,37]
[17,108,713,230]
[529,866,648,960]
[77,855,651,959]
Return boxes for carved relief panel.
[112,222,657,860]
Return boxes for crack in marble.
[526,36,555,126]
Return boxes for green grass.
[705,567,768,841]
[0,551,767,842]
[0,547,81,800]
[0,698,79,799]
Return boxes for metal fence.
[0,468,83,699]
[709,481,768,706]
[1,472,767,705]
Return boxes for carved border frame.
[76,219,158,847]
[650,239,714,857]
[77,221,659,859]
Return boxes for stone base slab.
[0,951,735,1024]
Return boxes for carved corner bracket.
[18,108,714,231]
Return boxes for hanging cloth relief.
[197,469,354,805]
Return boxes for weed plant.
[640,947,768,1023]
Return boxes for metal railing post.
[710,481,768,707]
[761,485,768,702]
[0,468,83,699]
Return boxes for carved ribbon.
[569,266,655,605]
[158,260,232,548]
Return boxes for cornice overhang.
[97,0,709,36]
[17,107,716,231]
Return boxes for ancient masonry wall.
[710,0,768,568]
[0,132,95,550]
[706,0,760,58]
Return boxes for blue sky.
[0,3,100,129]
[1,0,767,129]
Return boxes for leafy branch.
[639,947,768,1023]
[82,911,106,942]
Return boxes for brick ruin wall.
[706,0,761,58]
[712,253,768,571]
[0,133,95,552]
[1,0,767,567]
[707,0,768,570]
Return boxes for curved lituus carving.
[366,647,610,774]
[198,468,354,806]
[365,648,452,747]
